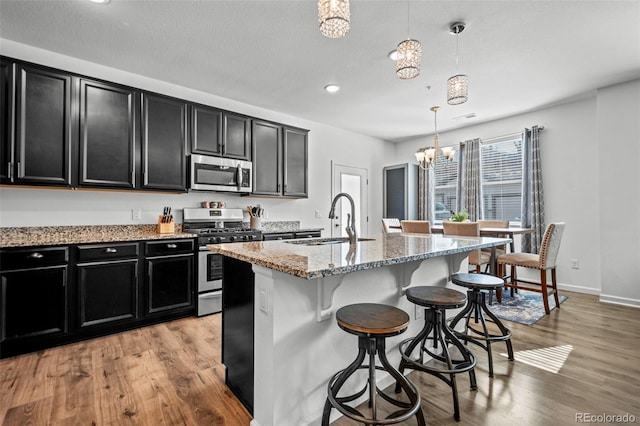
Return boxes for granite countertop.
[209,233,511,279]
[0,225,195,248]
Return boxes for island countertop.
[209,232,511,279]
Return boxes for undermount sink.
[285,237,376,246]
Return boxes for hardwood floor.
[1,291,639,425]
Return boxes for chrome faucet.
[328,192,357,245]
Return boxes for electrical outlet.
[570,259,579,269]
[259,289,267,313]
[132,209,142,221]
[315,210,322,219]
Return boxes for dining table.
[430,225,534,254]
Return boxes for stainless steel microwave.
[189,154,252,193]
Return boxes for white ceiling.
[1,0,639,142]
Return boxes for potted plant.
[450,210,469,222]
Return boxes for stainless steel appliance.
[189,154,252,193]
[183,208,262,316]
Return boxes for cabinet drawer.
[76,242,139,262]
[0,247,68,271]
[145,239,194,256]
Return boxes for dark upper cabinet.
[78,78,137,189]
[223,112,251,160]
[252,120,281,196]
[283,127,308,198]
[141,93,187,191]
[12,64,73,186]
[191,105,251,161]
[191,103,222,156]
[0,59,13,183]
[252,120,308,198]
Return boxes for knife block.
[157,216,175,234]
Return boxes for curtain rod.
[481,126,544,144]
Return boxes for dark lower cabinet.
[76,242,140,329]
[0,238,196,359]
[144,239,194,315]
[222,256,255,414]
[0,247,69,357]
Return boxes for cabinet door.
[14,64,72,186]
[0,266,67,341]
[251,120,281,195]
[191,104,222,156]
[0,59,14,184]
[79,78,137,188]
[141,93,187,191]
[77,260,138,328]
[146,255,193,315]
[283,127,308,198]
[223,112,251,160]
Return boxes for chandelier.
[415,106,455,169]
[447,22,469,105]
[318,0,350,38]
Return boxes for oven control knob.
[215,237,222,244]
[228,236,236,242]
[246,235,253,240]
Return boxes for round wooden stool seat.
[451,272,504,290]
[449,273,514,378]
[336,303,410,337]
[323,303,425,426]
[406,286,467,310]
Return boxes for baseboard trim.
[599,293,640,308]
[556,283,601,295]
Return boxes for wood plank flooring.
[1,291,639,425]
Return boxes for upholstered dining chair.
[401,220,431,234]
[478,220,510,259]
[497,222,566,315]
[442,221,491,273]
[382,218,402,233]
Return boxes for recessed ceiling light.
[89,0,111,4]
[324,84,341,94]
[388,50,398,61]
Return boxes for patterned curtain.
[418,165,435,224]
[455,138,484,221]
[521,126,545,253]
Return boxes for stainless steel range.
[183,208,262,316]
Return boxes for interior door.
[331,163,368,238]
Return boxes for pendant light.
[396,2,421,79]
[447,22,469,105]
[318,0,350,39]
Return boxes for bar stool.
[396,286,477,421]
[448,273,514,377]
[322,303,425,426]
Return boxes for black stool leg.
[478,292,514,361]
[395,310,434,393]
[322,344,367,425]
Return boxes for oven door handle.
[236,165,243,190]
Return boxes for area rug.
[488,290,567,325]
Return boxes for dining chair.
[497,222,566,315]
[442,221,491,273]
[401,220,431,234]
[478,220,510,259]
[382,218,402,233]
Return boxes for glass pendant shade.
[447,74,469,105]
[396,39,421,79]
[318,0,350,38]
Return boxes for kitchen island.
[210,232,511,426]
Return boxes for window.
[434,150,457,220]
[481,137,523,221]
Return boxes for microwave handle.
[236,165,242,189]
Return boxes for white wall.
[596,80,640,306]
[0,40,394,237]
[395,80,640,306]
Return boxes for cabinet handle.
[105,248,118,253]
[7,162,12,180]
[166,243,178,249]
[28,252,44,259]
[17,162,22,178]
